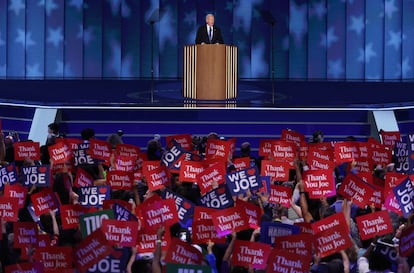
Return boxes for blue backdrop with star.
[0,0,412,80]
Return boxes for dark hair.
[81,128,95,140]
[48,123,59,134]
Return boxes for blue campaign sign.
[162,189,195,228]
[79,186,110,208]
[199,184,234,209]
[21,165,50,187]
[226,166,261,196]
[393,177,414,217]
[113,203,138,222]
[0,163,18,189]
[260,221,300,246]
[394,141,409,173]
[88,248,130,273]
[408,134,414,174]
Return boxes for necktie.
[209,27,212,42]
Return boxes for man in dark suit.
[195,14,224,44]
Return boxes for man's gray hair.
[206,13,214,20]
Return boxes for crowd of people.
[0,123,413,273]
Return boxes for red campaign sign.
[356,172,374,185]
[268,185,292,208]
[88,139,112,165]
[307,145,335,170]
[266,249,310,273]
[358,142,372,158]
[33,246,73,271]
[337,173,375,208]
[30,188,60,216]
[106,170,134,190]
[260,160,290,182]
[334,142,359,164]
[303,169,336,199]
[399,224,414,257]
[56,138,82,151]
[258,139,274,157]
[74,229,112,273]
[356,210,393,241]
[270,141,297,164]
[5,262,44,273]
[233,157,250,171]
[281,129,305,147]
[380,130,401,150]
[13,222,37,248]
[134,170,142,181]
[141,161,161,179]
[145,165,169,191]
[14,142,40,161]
[192,219,227,244]
[196,162,226,195]
[384,173,407,196]
[299,142,308,161]
[166,134,193,151]
[136,228,171,254]
[101,219,138,247]
[193,206,218,221]
[355,157,375,173]
[3,184,27,208]
[74,168,94,188]
[231,240,272,270]
[114,155,137,172]
[0,197,19,222]
[48,141,73,164]
[369,185,384,209]
[312,213,352,258]
[60,204,89,230]
[205,139,231,160]
[312,212,349,234]
[141,198,179,230]
[274,233,313,258]
[384,191,403,216]
[179,161,205,183]
[211,206,250,237]
[294,222,314,235]
[372,145,392,166]
[165,238,203,265]
[237,199,262,229]
[115,143,140,158]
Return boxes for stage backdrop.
[0,0,413,81]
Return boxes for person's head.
[81,128,95,141]
[312,130,324,143]
[207,132,219,140]
[117,129,124,137]
[206,14,215,26]
[107,133,123,149]
[147,139,161,160]
[48,123,59,135]
[240,142,251,157]
[131,260,152,273]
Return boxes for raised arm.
[152,225,165,273]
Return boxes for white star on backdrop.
[15,29,36,49]
[38,0,59,16]
[310,1,326,20]
[251,41,267,77]
[387,30,402,51]
[26,63,43,77]
[402,57,411,77]
[68,0,83,11]
[327,59,344,79]
[348,15,365,36]
[384,0,398,19]
[184,10,195,26]
[47,27,64,47]
[357,43,377,63]
[9,0,25,16]
[289,2,307,45]
[320,27,338,48]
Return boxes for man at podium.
[195,14,224,45]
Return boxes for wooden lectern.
[183,44,238,100]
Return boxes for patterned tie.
[209,27,212,42]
